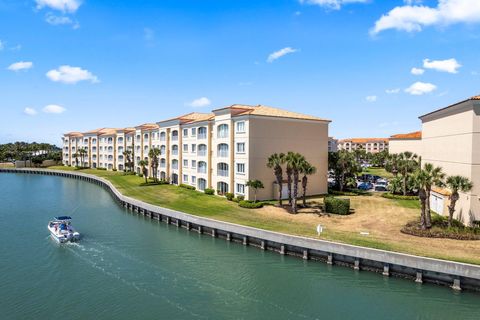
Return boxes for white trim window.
[236,163,245,174]
[183,144,188,153]
[236,121,245,133]
[191,176,197,184]
[217,124,229,139]
[191,160,197,169]
[191,128,197,137]
[191,144,196,153]
[236,183,245,195]
[183,129,188,137]
[183,159,188,167]
[236,142,245,154]
[183,174,188,183]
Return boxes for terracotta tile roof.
[135,123,159,130]
[420,94,480,120]
[179,112,214,124]
[214,104,330,122]
[432,186,452,197]
[390,131,422,140]
[65,132,83,137]
[83,128,107,134]
[99,128,121,136]
[470,95,480,100]
[339,138,389,144]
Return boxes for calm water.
[0,173,479,320]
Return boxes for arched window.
[160,158,166,168]
[172,130,178,141]
[198,178,207,191]
[118,155,124,161]
[144,133,149,140]
[108,155,113,161]
[198,127,207,139]
[217,143,229,157]
[108,146,113,152]
[160,132,166,141]
[217,162,229,176]
[198,161,207,174]
[172,145,178,156]
[118,137,124,143]
[160,145,166,155]
[198,144,207,156]
[172,159,179,170]
[118,146,123,153]
[92,138,97,144]
[108,137,113,144]
[160,171,166,180]
[217,182,229,194]
[217,124,229,138]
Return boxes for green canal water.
[0,173,479,319]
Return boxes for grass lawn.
[362,167,394,179]
[46,166,480,265]
[0,162,14,168]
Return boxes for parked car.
[358,182,373,190]
[374,185,388,192]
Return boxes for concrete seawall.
[2,168,480,292]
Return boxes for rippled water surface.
[0,173,479,319]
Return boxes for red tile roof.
[390,131,422,140]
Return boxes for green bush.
[96,167,107,171]
[233,195,245,203]
[204,188,215,195]
[225,193,235,201]
[112,168,117,171]
[328,189,370,196]
[239,200,264,209]
[324,197,351,215]
[179,183,196,190]
[382,193,419,200]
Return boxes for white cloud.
[371,0,480,34]
[411,67,424,75]
[42,104,66,114]
[423,58,461,73]
[35,0,81,13]
[385,88,401,94]
[299,0,368,10]
[405,81,437,95]
[7,61,33,71]
[187,97,211,108]
[46,65,99,84]
[366,95,377,102]
[24,107,38,116]
[45,14,72,25]
[267,47,299,63]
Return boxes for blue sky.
[1,0,480,145]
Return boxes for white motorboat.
[47,216,80,243]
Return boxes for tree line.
[0,142,61,163]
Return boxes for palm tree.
[422,163,445,228]
[411,169,429,229]
[385,153,400,177]
[266,153,286,206]
[73,152,79,167]
[387,176,403,195]
[246,179,264,203]
[397,152,419,196]
[285,152,294,205]
[286,152,305,213]
[148,147,160,182]
[138,159,148,183]
[78,148,88,167]
[123,150,132,172]
[445,176,472,227]
[300,161,316,207]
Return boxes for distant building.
[337,138,388,153]
[389,131,422,155]
[328,137,338,152]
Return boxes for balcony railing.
[217,151,229,158]
[217,169,229,177]
[197,167,207,174]
[198,133,207,139]
[198,150,207,157]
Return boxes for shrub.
[112,168,117,172]
[96,167,107,171]
[179,183,196,190]
[204,188,215,195]
[233,195,245,203]
[324,197,351,215]
[225,193,235,201]
[239,200,264,209]
[381,193,418,201]
[138,173,143,177]
[328,189,370,196]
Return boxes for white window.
[183,129,188,137]
[198,161,207,174]
[172,130,178,141]
[191,176,196,184]
[217,143,229,157]
[191,160,197,168]
[236,163,245,174]
[191,144,196,153]
[183,174,188,183]
[160,132,166,141]
[172,145,178,156]
[236,183,245,195]
[172,159,179,169]
[191,128,197,136]
[198,127,207,139]
[183,144,188,152]
[198,144,207,156]
[183,159,188,167]
[236,121,245,133]
[217,163,229,177]
[217,124,229,139]
[236,142,245,153]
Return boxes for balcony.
[217,170,229,177]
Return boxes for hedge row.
[324,197,351,215]
[204,188,215,195]
[382,193,419,200]
[179,184,196,190]
[328,189,370,196]
[239,200,264,209]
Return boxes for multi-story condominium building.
[328,137,338,152]
[386,95,480,224]
[337,138,389,153]
[62,104,330,201]
[388,131,422,155]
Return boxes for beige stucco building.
[62,104,330,201]
[338,138,388,153]
[388,131,423,156]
